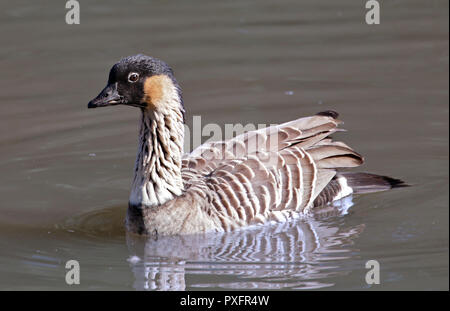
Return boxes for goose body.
[88,54,405,235]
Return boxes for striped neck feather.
[129,105,185,208]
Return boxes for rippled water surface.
[0,0,448,290]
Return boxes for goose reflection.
[126,196,364,290]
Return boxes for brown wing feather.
[182,112,364,226]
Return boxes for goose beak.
[88,83,122,108]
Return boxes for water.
[0,0,448,290]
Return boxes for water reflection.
[126,197,364,290]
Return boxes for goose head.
[88,54,184,115]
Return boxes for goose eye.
[128,72,139,83]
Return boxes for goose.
[88,54,406,235]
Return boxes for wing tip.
[339,172,410,194]
[380,175,410,189]
[315,110,339,119]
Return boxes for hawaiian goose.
[88,54,406,235]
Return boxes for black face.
[88,54,176,109]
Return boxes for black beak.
[88,83,123,109]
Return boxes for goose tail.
[338,172,409,194]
